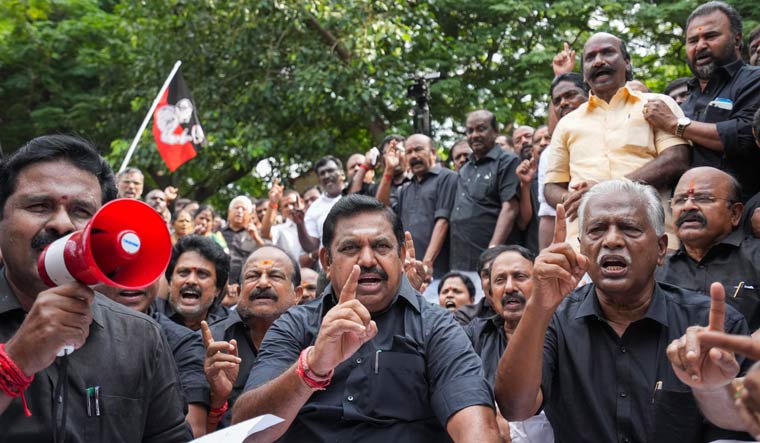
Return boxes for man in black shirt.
[202,244,303,431]
[0,135,191,442]
[232,195,500,442]
[466,246,535,387]
[450,110,520,273]
[496,179,749,443]
[393,134,457,296]
[644,1,760,201]
[454,246,507,326]
[156,235,230,331]
[97,279,210,437]
[656,167,760,329]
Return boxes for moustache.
[501,290,526,307]
[696,48,713,60]
[359,266,389,281]
[589,65,614,80]
[179,285,202,297]
[596,252,633,267]
[31,230,63,251]
[248,287,279,302]
[675,210,707,228]
[409,159,424,167]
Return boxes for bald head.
[347,153,366,177]
[582,32,632,102]
[465,110,499,158]
[406,133,436,179]
[673,167,743,251]
[677,167,741,203]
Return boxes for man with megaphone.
[0,135,192,441]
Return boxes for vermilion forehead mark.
[257,259,273,267]
[687,180,696,196]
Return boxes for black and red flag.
[151,69,206,172]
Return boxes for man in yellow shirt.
[544,32,690,250]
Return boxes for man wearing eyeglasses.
[656,166,760,329]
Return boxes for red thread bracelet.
[208,401,228,418]
[0,343,33,416]
[295,346,332,390]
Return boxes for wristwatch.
[675,117,691,138]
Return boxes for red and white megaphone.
[38,198,172,290]
[37,199,172,355]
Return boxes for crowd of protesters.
[2,1,760,442]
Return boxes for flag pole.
[118,60,183,174]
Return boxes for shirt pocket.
[727,284,760,329]
[614,120,656,157]
[365,351,430,421]
[466,173,494,201]
[85,395,143,443]
[646,388,702,442]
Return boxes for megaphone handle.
[57,346,74,357]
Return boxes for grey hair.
[577,180,665,236]
[228,195,253,212]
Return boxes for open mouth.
[180,287,202,303]
[591,68,614,81]
[444,299,457,310]
[599,255,630,278]
[677,212,706,229]
[357,273,385,293]
[501,292,526,311]
[696,53,713,66]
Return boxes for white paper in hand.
[190,414,283,443]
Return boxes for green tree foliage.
[1,0,756,204]
[0,0,133,154]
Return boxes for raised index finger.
[708,282,726,332]
[553,203,567,244]
[339,265,360,304]
[405,231,416,260]
[200,320,214,348]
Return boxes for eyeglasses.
[669,194,734,208]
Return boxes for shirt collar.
[0,268,22,315]
[587,84,642,111]
[573,282,669,327]
[687,59,745,90]
[721,59,745,77]
[675,228,745,257]
[414,165,442,183]
[0,268,106,327]
[469,145,502,163]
